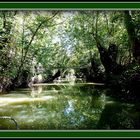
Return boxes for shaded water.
[0,83,140,130]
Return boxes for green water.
[0,83,139,130]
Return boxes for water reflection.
[65,100,75,115]
[0,84,139,129]
[30,86,43,98]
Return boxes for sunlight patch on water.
[2,93,28,98]
[0,96,55,106]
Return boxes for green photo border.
[0,1,140,138]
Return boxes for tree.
[124,11,140,64]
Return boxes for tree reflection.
[0,84,113,129]
[97,102,139,129]
[30,85,43,98]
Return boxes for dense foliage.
[0,10,140,101]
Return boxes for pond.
[0,83,140,130]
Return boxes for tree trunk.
[94,36,123,75]
[43,70,61,83]
[124,11,140,64]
